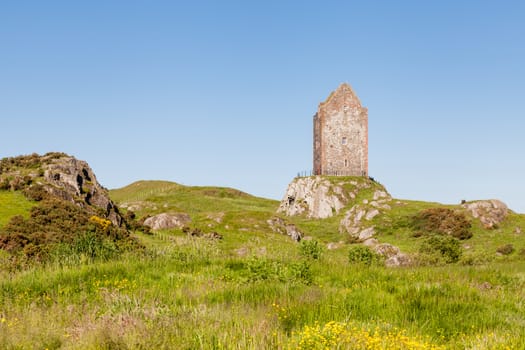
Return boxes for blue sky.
[1,1,524,213]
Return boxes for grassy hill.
[0,191,35,228]
[1,177,525,349]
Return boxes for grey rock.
[373,243,411,267]
[358,227,375,241]
[143,213,191,231]
[462,200,508,229]
[365,209,380,220]
[327,242,343,250]
[362,238,379,247]
[267,217,302,242]
[41,154,123,226]
[373,243,400,257]
[277,177,348,218]
[385,254,411,267]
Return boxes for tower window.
[345,159,348,167]
[342,137,347,145]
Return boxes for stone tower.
[313,83,368,176]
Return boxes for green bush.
[348,245,380,266]
[419,235,462,263]
[299,240,323,260]
[241,257,312,285]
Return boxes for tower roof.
[320,82,363,109]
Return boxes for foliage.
[411,208,472,240]
[299,239,323,260]
[0,198,140,263]
[496,243,515,255]
[22,184,49,201]
[242,257,312,285]
[348,245,381,266]
[419,235,462,263]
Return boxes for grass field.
[0,180,524,349]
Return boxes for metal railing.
[295,170,377,183]
[296,170,368,177]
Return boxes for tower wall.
[313,83,368,176]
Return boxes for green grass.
[0,234,524,349]
[0,190,35,228]
[1,178,525,348]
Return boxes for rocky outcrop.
[277,177,346,218]
[143,213,191,231]
[462,200,508,229]
[277,176,379,219]
[267,217,302,242]
[40,154,123,226]
[339,190,392,240]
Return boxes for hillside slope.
[110,176,525,265]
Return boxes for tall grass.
[1,232,524,349]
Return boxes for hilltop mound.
[0,152,122,224]
[0,153,141,260]
[276,175,524,266]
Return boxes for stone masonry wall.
[313,83,368,176]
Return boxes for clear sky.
[1,1,524,213]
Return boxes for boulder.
[327,242,344,250]
[462,200,508,229]
[267,217,302,242]
[384,253,411,267]
[143,213,191,231]
[372,243,411,267]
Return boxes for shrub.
[496,244,515,255]
[241,257,312,285]
[22,184,48,201]
[419,235,462,263]
[0,198,141,263]
[299,240,323,260]
[411,208,472,240]
[460,251,495,265]
[348,245,380,266]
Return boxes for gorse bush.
[299,240,323,260]
[411,208,472,240]
[0,198,140,263]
